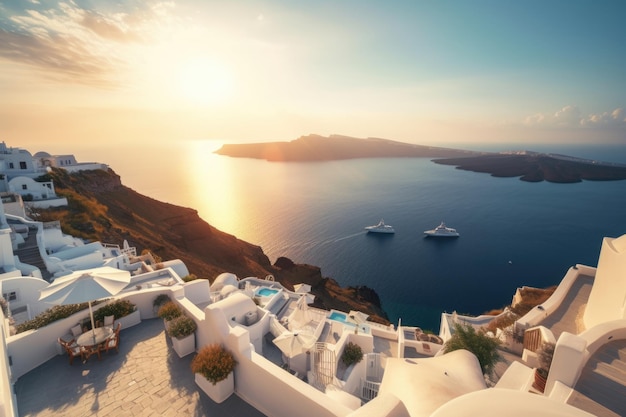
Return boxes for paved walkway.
[15,318,267,417]
[539,274,593,339]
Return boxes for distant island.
[216,134,626,183]
[434,151,626,183]
[214,134,478,161]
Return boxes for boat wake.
[281,231,367,252]
[331,231,368,243]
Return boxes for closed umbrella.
[39,266,131,339]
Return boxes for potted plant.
[167,315,197,357]
[191,344,238,403]
[533,342,555,393]
[157,301,182,331]
[341,342,364,367]
[153,294,171,315]
[93,299,141,329]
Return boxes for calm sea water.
[88,142,626,331]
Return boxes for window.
[3,291,17,302]
[8,162,13,169]
[19,161,27,169]
[21,184,27,190]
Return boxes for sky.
[1,0,625,153]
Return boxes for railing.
[42,221,61,230]
[312,342,335,390]
[523,327,543,352]
[360,379,380,402]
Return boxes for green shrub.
[191,344,237,385]
[167,315,197,339]
[158,301,182,321]
[15,303,90,334]
[443,323,502,376]
[182,274,199,282]
[93,299,136,323]
[153,294,171,309]
[537,342,555,378]
[341,342,364,367]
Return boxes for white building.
[0,142,108,208]
[0,152,623,415]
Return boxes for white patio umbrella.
[272,331,316,359]
[348,310,369,325]
[291,295,312,327]
[293,283,311,294]
[293,283,315,304]
[39,266,131,338]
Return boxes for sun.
[176,57,234,106]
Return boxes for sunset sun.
[175,57,234,106]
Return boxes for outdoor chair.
[70,324,83,338]
[102,323,121,354]
[81,344,102,363]
[103,315,114,329]
[58,338,83,365]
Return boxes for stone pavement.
[15,318,267,417]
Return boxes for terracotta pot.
[533,369,547,393]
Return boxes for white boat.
[424,221,459,237]
[365,219,395,234]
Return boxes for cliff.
[37,168,389,324]
[215,134,478,161]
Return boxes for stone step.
[593,360,626,384]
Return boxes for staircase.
[568,339,626,417]
[13,226,52,281]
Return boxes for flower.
[191,344,237,385]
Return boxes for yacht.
[424,221,459,237]
[365,219,395,234]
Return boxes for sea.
[81,141,626,331]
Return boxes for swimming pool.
[328,310,371,334]
[256,287,279,297]
[328,311,352,324]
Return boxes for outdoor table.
[76,327,114,347]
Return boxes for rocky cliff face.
[40,168,389,323]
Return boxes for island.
[433,151,626,183]
[216,134,626,183]
[214,134,478,161]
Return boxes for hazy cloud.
[582,108,626,127]
[0,1,176,86]
[524,105,626,130]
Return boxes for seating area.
[58,321,122,365]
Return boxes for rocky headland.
[36,168,389,324]
[433,152,626,183]
[215,134,478,161]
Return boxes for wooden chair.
[58,338,83,365]
[81,344,102,363]
[102,323,121,354]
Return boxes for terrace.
[14,318,266,417]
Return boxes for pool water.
[256,288,279,297]
[328,311,349,323]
